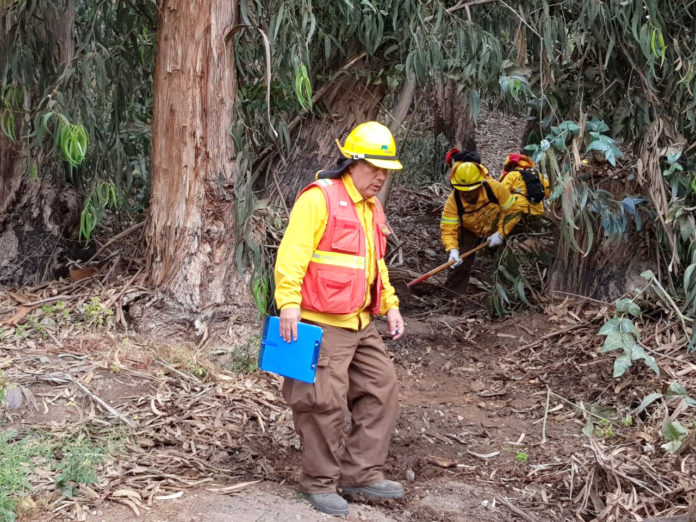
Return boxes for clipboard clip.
[310,340,320,370]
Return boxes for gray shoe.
[306,492,349,516]
[340,479,404,499]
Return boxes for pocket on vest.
[302,266,356,314]
[330,218,361,254]
[318,268,354,312]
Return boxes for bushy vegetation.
[0,431,110,522]
[1,0,156,240]
[1,0,694,331]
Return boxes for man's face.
[349,161,388,199]
[460,186,481,203]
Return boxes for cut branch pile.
[494,298,696,521]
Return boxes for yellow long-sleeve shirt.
[274,174,399,330]
[440,180,516,252]
[500,169,550,216]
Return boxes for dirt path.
[23,309,592,522]
[31,481,399,521]
[13,295,694,522]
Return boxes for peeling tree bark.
[269,79,385,210]
[147,0,252,315]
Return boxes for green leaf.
[629,345,659,375]
[270,2,285,43]
[0,109,17,142]
[469,90,481,123]
[640,270,655,280]
[667,382,688,397]
[618,318,639,337]
[627,303,641,318]
[598,318,620,336]
[613,354,632,377]
[585,119,610,133]
[662,440,683,453]
[495,283,510,305]
[684,264,696,310]
[633,392,663,414]
[558,120,580,135]
[294,64,312,110]
[615,298,633,314]
[582,418,594,437]
[306,12,316,46]
[688,329,696,353]
[514,280,532,306]
[603,332,626,352]
[663,418,689,441]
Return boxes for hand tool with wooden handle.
[406,242,489,287]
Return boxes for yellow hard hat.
[451,161,483,191]
[336,121,403,170]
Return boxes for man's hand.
[386,308,405,340]
[448,248,462,268]
[487,232,504,248]
[279,307,301,343]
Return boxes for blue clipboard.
[258,316,323,383]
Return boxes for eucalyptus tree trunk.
[0,140,80,286]
[0,1,80,287]
[438,80,476,152]
[146,0,252,315]
[377,73,416,206]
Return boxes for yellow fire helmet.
[450,161,484,191]
[336,121,403,170]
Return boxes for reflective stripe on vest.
[311,250,365,270]
[298,178,387,315]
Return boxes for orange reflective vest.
[299,178,389,315]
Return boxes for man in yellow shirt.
[274,121,405,516]
[440,161,517,294]
[499,153,550,216]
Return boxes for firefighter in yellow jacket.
[274,122,405,516]
[499,153,550,216]
[440,160,517,294]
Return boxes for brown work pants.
[282,321,399,493]
[445,228,483,295]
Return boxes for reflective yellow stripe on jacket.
[440,180,517,252]
[501,196,514,210]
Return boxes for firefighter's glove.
[487,232,504,248]
[448,249,462,268]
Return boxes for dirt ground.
[15,304,614,522]
[4,105,694,522]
